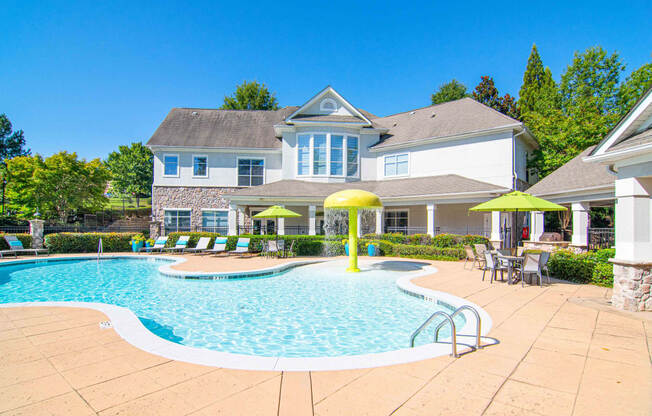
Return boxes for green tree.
[0,114,30,162]
[220,81,279,110]
[472,76,520,119]
[518,44,559,115]
[105,142,153,207]
[560,46,625,115]
[6,152,109,221]
[617,61,652,113]
[431,79,470,104]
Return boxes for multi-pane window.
[163,155,179,176]
[384,153,408,177]
[164,210,191,234]
[384,211,408,233]
[297,133,359,177]
[330,135,344,175]
[201,210,228,234]
[193,156,207,177]
[297,135,311,176]
[346,136,359,177]
[313,134,327,175]
[237,159,264,187]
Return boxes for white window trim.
[162,208,191,235]
[320,98,337,112]
[236,156,266,187]
[383,152,410,178]
[295,133,360,179]
[383,208,410,230]
[162,154,180,178]
[192,154,209,178]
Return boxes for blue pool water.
[0,258,463,357]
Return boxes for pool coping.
[0,256,494,371]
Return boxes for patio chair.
[517,253,542,287]
[539,251,551,285]
[203,237,228,255]
[3,235,49,257]
[286,240,296,258]
[474,244,488,258]
[140,236,168,253]
[163,236,190,253]
[463,245,483,270]
[266,240,280,258]
[228,238,250,256]
[516,246,525,257]
[277,240,285,257]
[184,237,211,254]
[482,252,507,283]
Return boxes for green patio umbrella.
[252,206,302,244]
[469,191,566,213]
[469,191,566,248]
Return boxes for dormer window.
[320,98,337,112]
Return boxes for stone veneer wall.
[152,186,242,236]
[611,261,652,312]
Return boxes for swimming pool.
[0,257,490,369]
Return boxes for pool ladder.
[409,305,482,358]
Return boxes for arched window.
[320,98,337,112]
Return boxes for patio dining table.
[492,252,524,284]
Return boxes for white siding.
[153,150,282,187]
[375,131,514,189]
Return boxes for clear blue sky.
[2,0,651,160]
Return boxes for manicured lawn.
[105,196,151,209]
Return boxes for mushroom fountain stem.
[347,207,359,272]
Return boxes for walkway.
[0,257,650,415]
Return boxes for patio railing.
[588,228,615,250]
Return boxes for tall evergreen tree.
[472,76,520,119]
[431,79,469,105]
[518,44,560,115]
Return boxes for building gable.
[285,86,373,126]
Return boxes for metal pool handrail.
[409,311,458,358]
[434,305,482,350]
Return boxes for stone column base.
[610,259,652,312]
[149,221,161,239]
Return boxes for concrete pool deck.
[0,255,650,415]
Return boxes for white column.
[571,202,590,247]
[530,211,545,241]
[228,203,238,236]
[615,177,652,261]
[426,202,437,237]
[490,211,501,243]
[277,205,285,236]
[375,209,383,234]
[308,205,316,236]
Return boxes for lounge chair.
[482,252,507,283]
[163,236,190,253]
[228,238,250,256]
[266,240,280,258]
[184,237,211,253]
[140,236,168,253]
[203,237,228,255]
[3,235,49,257]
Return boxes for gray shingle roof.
[609,127,652,152]
[371,98,521,149]
[228,175,509,199]
[147,107,299,149]
[527,146,614,197]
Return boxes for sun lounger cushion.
[215,238,228,244]
[176,240,188,246]
[236,241,249,248]
[155,238,167,245]
[8,240,23,248]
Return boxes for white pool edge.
[0,257,493,371]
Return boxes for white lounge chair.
[184,237,211,253]
[3,235,49,257]
[163,236,190,253]
[140,236,168,253]
[203,237,228,255]
[228,238,250,256]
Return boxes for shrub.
[44,232,141,253]
[406,234,433,245]
[432,233,461,247]
[0,233,32,250]
[591,262,614,287]
[391,243,465,261]
[460,235,491,248]
[362,233,408,244]
[547,248,615,286]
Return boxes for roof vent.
[191,111,199,116]
[431,113,436,118]
[410,111,415,115]
[393,122,398,127]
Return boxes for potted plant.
[145,238,155,248]
[367,242,377,256]
[342,239,349,256]
[131,234,146,252]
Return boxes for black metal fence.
[588,228,615,250]
[0,225,150,235]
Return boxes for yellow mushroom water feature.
[324,189,383,272]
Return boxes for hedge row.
[0,233,32,250]
[362,233,490,248]
[548,248,615,287]
[44,232,142,253]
